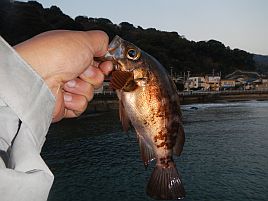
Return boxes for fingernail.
[66,80,76,88]
[83,68,95,77]
[64,94,72,102]
[107,63,114,72]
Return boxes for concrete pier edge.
[86,90,268,113]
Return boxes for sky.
[21,0,268,55]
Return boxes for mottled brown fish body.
[107,36,186,200]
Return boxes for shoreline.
[86,90,268,113]
[178,90,268,104]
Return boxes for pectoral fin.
[110,71,137,91]
[134,77,148,87]
[119,99,130,132]
[123,79,137,92]
[136,132,155,168]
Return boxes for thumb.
[83,30,109,57]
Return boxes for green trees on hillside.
[0,1,258,76]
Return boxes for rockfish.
[104,36,186,200]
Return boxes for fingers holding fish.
[63,92,88,118]
[79,65,105,89]
[62,59,113,119]
[83,30,110,57]
[98,60,114,76]
[64,78,94,102]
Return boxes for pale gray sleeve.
[0,36,56,201]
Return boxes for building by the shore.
[184,70,268,91]
[94,70,268,94]
[220,79,236,90]
[254,78,268,90]
[185,75,221,91]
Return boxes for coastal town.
[95,69,268,94]
[89,69,268,112]
[176,70,268,92]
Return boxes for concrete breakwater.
[179,90,268,104]
[86,90,268,113]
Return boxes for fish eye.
[127,48,140,60]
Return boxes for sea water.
[42,101,268,201]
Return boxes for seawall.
[86,90,268,113]
[179,90,268,104]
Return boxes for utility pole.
[170,66,173,79]
[187,71,190,79]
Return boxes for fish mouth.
[95,35,136,72]
[102,35,124,61]
[94,36,123,70]
[94,51,121,70]
[108,35,124,52]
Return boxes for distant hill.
[254,54,268,65]
[225,70,261,80]
[253,54,268,74]
[0,0,260,76]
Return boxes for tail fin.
[146,165,186,200]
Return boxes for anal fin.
[173,124,185,156]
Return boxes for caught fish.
[104,36,186,200]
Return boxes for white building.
[187,76,206,90]
[205,76,221,91]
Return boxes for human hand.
[14,30,113,122]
